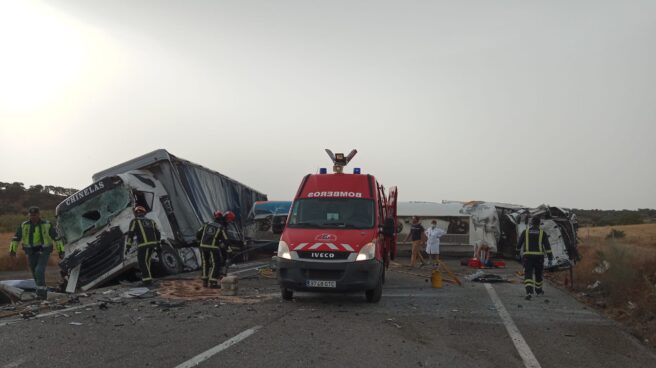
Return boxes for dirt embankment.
[550,223,656,348]
[0,232,60,272]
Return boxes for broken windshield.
[287,198,374,229]
[58,185,131,243]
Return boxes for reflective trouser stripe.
[200,250,207,280]
[138,241,159,247]
[524,279,535,285]
[143,247,153,281]
[209,252,216,282]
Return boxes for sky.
[0,0,654,210]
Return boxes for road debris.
[69,322,83,326]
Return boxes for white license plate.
[306,280,336,288]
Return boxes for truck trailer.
[277,150,397,303]
[56,149,267,291]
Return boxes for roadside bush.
[606,229,625,239]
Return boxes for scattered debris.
[151,300,185,308]
[627,301,637,310]
[587,281,601,290]
[593,260,610,274]
[465,271,509,283]
[121,288,153,299]
[69,322,83,326]
[221,276,239,296]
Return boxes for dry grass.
[0,232,60,271]
[551,224,656,348]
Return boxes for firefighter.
[125,206,161,286]
[197,211,230,288]
[516,216,553,300]
[8,206,65,299]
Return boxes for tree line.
[0,182,78,215]
[572,208,656,227]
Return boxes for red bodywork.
[282,172,397,266]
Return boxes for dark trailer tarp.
[92,149,267,243]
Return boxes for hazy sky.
[1,0,654,210]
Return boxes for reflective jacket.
[196,222,228,249]
[126,217,161,248]
[9,220,64,253]
[516,226,553,260]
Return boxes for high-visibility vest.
[9,220,64,253]
[524,229,546,256]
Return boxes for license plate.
[306,280,336,288]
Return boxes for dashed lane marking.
[485,283,542,368]
[173,325,262,368]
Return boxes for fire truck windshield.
[288,198,375,229]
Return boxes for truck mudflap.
[277,259,383,292]
[59,227,125,288]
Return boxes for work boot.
[525,294,532,301]
[142,279,153,287]
[536,289,544,297]
[202,279,209,288]
[209,282,221,289]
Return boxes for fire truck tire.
[281,287,294,301]
[365,271,383,303]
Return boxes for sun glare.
[0,1,122,116]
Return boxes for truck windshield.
[287,198,375,229]
[58,186,131,243]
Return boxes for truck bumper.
[277,258,382,292]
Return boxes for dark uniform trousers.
[137,245,156,283]
[200,246,223,284]
[523,255,545,294]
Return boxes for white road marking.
[485,283,542,368]
[229,264,269,275]
[0,303,100,327]
[173,326,262,368]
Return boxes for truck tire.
[158,244,183,275]
[365,270,383,303]
[281,287,294,301]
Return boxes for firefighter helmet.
[213,211,223,220]
[134,206,147,214]
[224,211,236,223]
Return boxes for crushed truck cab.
[277,150,397,303]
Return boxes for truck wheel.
[365,271,383,303]
[281,288,294,301]
[158,244,183,275]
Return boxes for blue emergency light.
[320,168,327,174]
[353,168,361,174]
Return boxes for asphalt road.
[1,258,655,368]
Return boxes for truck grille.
[297,251,350,260]
[305,269,344,281]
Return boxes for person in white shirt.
[425,220,446,264]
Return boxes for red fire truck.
[277,149,397,302]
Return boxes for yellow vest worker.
[126,206,161,286]
[516,216,553,300]
[8,206,64,299]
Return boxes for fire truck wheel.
[281,287,294,301]
[365,271,383,303]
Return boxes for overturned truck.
[56,149,267,291]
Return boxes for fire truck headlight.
[356,243,375,261]
[277,241,292,260]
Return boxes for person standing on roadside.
[425,220,446,265]
[516,216,553,300]
[125,206,161,286]
[197,210,230,288]
[404,216,426,267]
[8,206,65,299]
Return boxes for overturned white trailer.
[397,201,579,267]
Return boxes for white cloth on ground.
[425,227,446,255]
